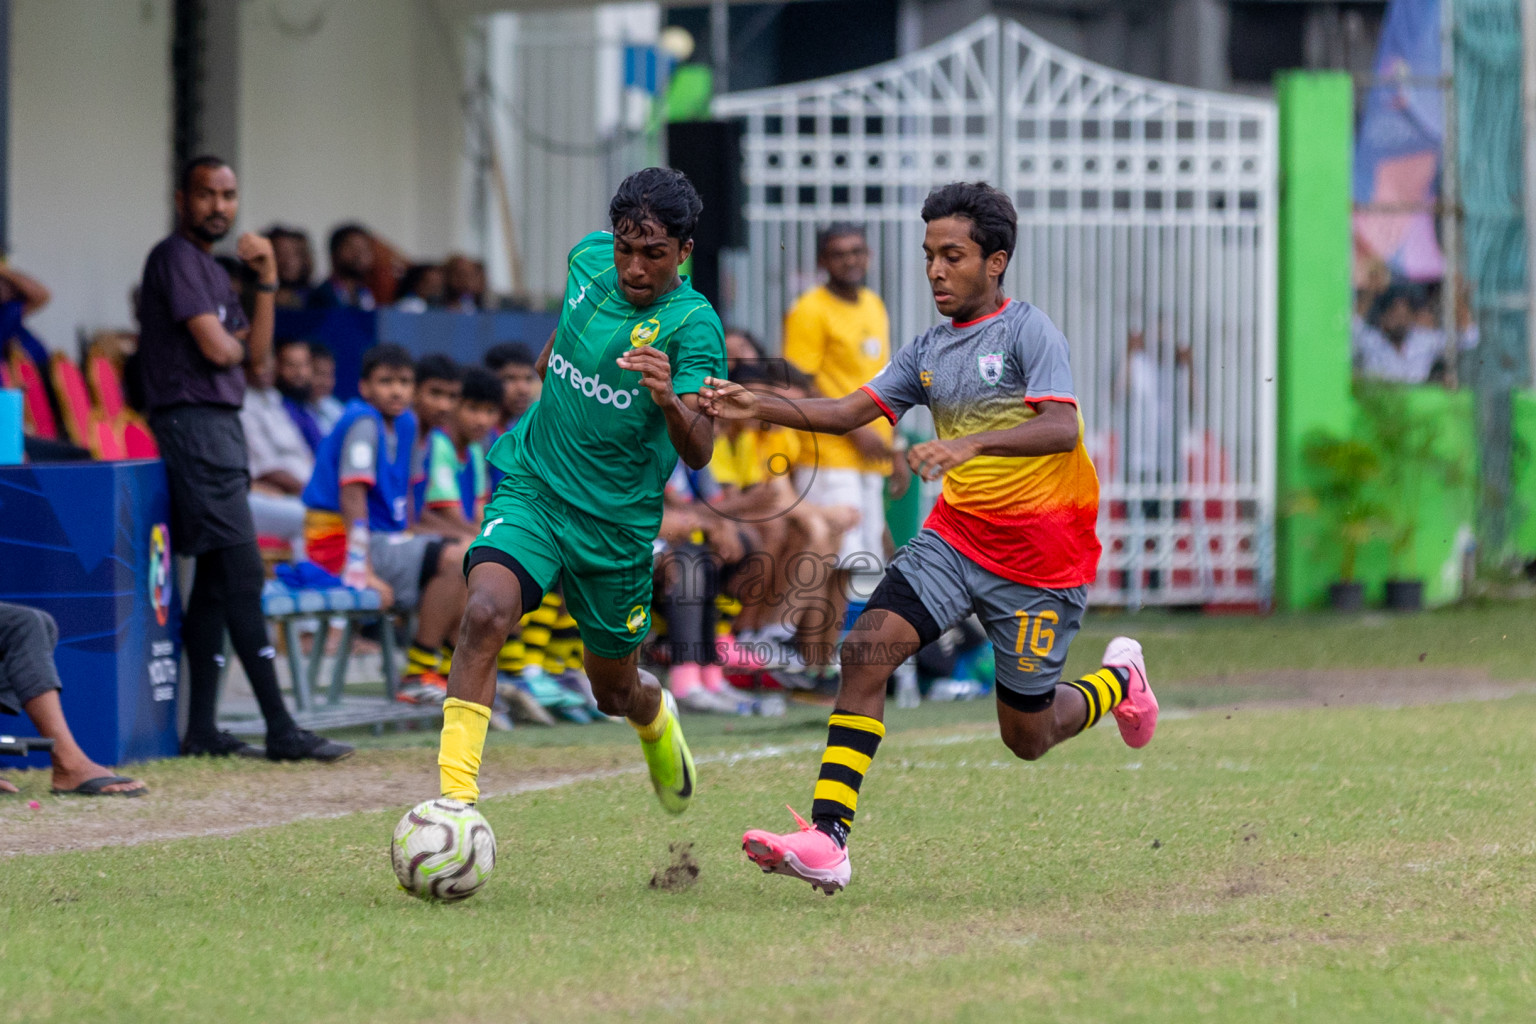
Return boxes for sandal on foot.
[51,774,146,797]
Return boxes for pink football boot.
[742,807,851,895]
[1104,636,1158,749]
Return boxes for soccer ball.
[391,798,497,902]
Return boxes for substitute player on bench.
[435,168,724,814]
[700,181,1158,894]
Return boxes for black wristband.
[255,282,279,293]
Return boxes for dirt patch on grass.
[0,746,632,858]
[649,841,701,892]
[1172,666,1536,711]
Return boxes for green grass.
[4,690,1536,1022]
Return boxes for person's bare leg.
[583,649,662,724]
[415,542,469,650]
[25,691,146,794]
[995,687,1090,761]
[446,562,523,708]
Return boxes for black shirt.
[137,233,249,411]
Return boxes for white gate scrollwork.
[715,17,1277,609]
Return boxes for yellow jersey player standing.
[701,182,1158,894]
[435,168,725,817]
[781,223,894,671]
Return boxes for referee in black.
[137,155,351,762]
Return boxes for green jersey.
[487,231,726,535]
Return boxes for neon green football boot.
[639,690,695,814]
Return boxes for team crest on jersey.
[978,352,1005,386]
[630,318,662,347]
[625,604,649,634]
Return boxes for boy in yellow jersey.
[783,224,894,656]
[434,168,723,818]
[702,183,1158,895]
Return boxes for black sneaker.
[265,728,355,763]
[181,730,263,758]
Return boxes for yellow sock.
[438,697,491,803]
[629,698,670,743]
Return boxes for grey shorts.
[890,529,1086,698]
[0,603,64,716]
[369,533,444,610]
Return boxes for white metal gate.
[714,17,1277,609]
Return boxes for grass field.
[3,605,1536,1023]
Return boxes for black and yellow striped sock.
[810,709,886,848]
[406,640,440,677]
[438,642,455,676]
[1063,667,1130,732]
[550,603,582,673]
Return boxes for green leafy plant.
[1354,384,1468,575]
[1292,430,1389,582]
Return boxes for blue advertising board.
[0,459,181,767]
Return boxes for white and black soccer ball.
[391,798,496,902]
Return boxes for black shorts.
[149,405,257,557]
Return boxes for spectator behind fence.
[723,327,767,373]
[300,344,470,705]
[415,366,499,541]
[1353,283,1443,384]
[0,602,147,796]
[395,263,447,313]
[412,353,462,437]
[482,342,540,488]
[274,337,323,452]
[265,225,314,310]
[443,253,485,313]
[239,349,313,553]
[307,342,344,434]
[135,154,351,763]
[308,223,376,311]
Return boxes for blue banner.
[0,460,181,767]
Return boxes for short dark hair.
[609,167,703,243]
[920,182,1017,281]
[328,222,372,258]
[361,343,415,380]
[275,336,310,355]
[264,224,307,244]
[817,222,866,257]
[308,341,335,363]
[460,367,503,406]
[484,342,535,371]
[414,353,461,387]
[179,154,229,192]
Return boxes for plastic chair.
[87,353,126,421]
[49,353,95,449]
[123,418,159,457]
[8,351,57,440]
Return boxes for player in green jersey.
[435,168,725,816]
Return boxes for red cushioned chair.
[49,353,96,450]
[87,352,127,422]
[93,418,128,460]
[8,351,57,440]
[123,418,159,458]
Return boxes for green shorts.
[466,475,654,661]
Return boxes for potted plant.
[1355,385,1466,611]
[1293,430,1389,610]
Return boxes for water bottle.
[342,521,369,589]
[894,658,921,709]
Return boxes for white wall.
[10,0,172,348]
[237,0,468,270]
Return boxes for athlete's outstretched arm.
[534,329,556,381]
[697,377,883,436]
[906,399,1079,482]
